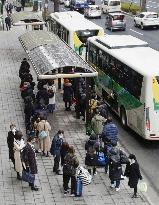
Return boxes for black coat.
[85,152,97,166]
[7,131,15,160]
[24,143,37,174]
[63,84,73,102]
[109,162,122,181]
[124,161,142,188]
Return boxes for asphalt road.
[61,5,159,203]
[91,14,159,204]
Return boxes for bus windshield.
[76,30,99,44]
[109,1,120,6]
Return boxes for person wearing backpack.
[85,146,97,176]
[85,133,99,152]
[63,146,79,196]
[47,80,56,113]
[50,130,64,174]
[124,154,142,198]
[108,145,125,192]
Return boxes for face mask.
[12,128,16,135]
[59,134,63,139]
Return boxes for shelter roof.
[19,31,98,79]
[11,11,44,26]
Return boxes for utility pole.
[140,0,147,11]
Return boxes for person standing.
[91,111,106,137]
[22,136,39,191]
[85,146,97,176]
[63,79,73,111]
[63,146,79,196]
[21,0,25,10]
[14,131,25,180]
[50,130,64,174]
[5,1,13,14]
[60,142,70,167]
[5,14,11,31]
[102,117,118,146]
[7,124,16,168]
[108,145,125,192]
[37,116,51,156]
[47,80,56,113]
[124,154,142,198]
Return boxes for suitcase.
[75,176,83,197]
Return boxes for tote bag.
[22,170,35,184]
[138,181,148,192]
[38,122,47,139]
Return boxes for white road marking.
[130,29,143,36]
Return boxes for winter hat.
[129,154,136,160]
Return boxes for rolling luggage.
[75,176,83,197]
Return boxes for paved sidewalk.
[0,11,151,205]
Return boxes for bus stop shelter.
[19,31,98,128]
[19,30,98,79]
[11,11,45,27]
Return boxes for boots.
[17,172,22,180]
[88,169,91,175]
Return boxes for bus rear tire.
[120,107,127,128]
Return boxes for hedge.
[121,2,141,15]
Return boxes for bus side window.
[97,49,103,70]
[132,71,143,99]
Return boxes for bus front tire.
[120,107,127,128]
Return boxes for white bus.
[49,11,104,59]
[101,0,121,13]
[87,35,159,140]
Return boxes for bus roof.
[50,11,103,31]
[88,35,148,49]
[108,47,159,76]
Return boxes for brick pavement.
[0,9,151,205]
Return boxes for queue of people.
[6,58,143,197]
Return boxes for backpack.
[48,89,54,98]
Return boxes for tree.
[53,0,59,12]
[140,0,147,11]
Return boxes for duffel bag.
[96,152,108,166]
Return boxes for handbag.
[76,166,92,186]
[38,122,47,139]
[22,170,35,184]
[138,181,147,192]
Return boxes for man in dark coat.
[63,80,73,111]
[22,136,39,191]
[5,14,11,31]
[50,130,64,174]
[124,154,142,198]
[7,124,16,167]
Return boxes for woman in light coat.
[47,80,56,113]
[37,116,51,157]
[14,131,25,180]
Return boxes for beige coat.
[14,139,25,174]
[37,120,51,153]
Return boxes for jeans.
[111,180,120,188]
[63,174,76,194]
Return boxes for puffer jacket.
[91,114,106,135]
[102,122,118,144]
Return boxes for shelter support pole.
[75,78,80,119]
[58,68,62,89]
[86,77,92,135]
